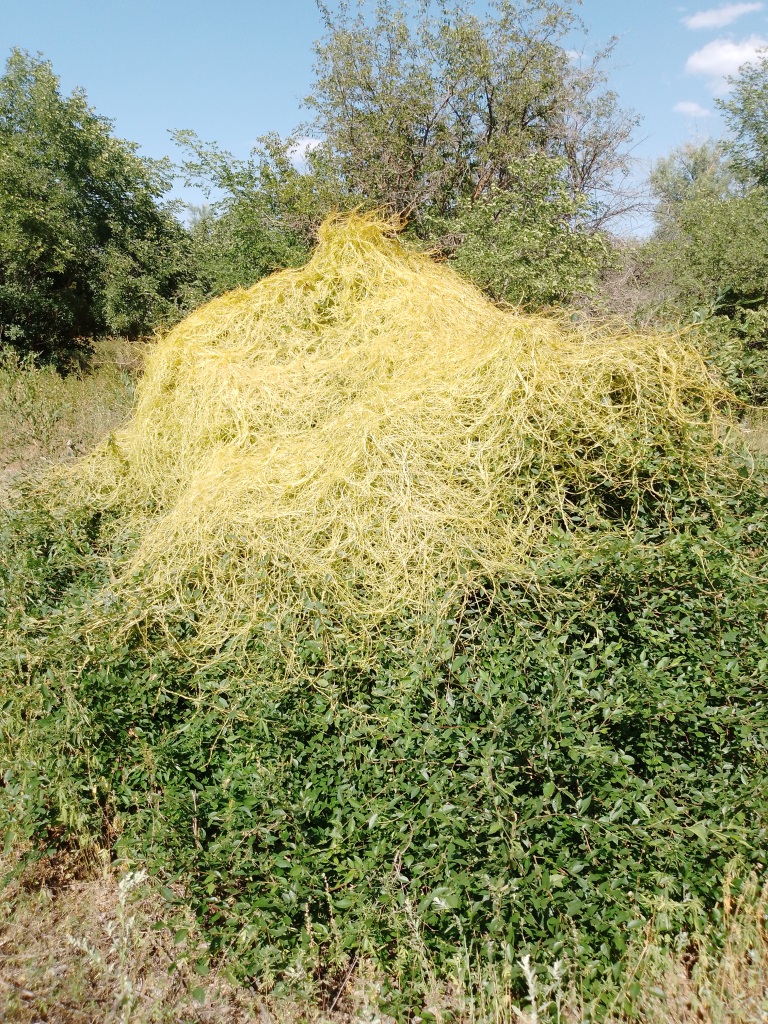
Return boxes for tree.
[173,131,341,294]
[649,139,734,226]
[0,49,187,361]
[637,60,768,403]
[175,0,632,308]
[644,140,768,403]
[306,0,639,225]
[717,49,768,186]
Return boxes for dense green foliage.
[2,445,768,1011]
[640,56,768,405]
[645,146,768,403]
[0,50,200,362]
[172,132,329,294]
[429,155,611,305]
[173,0,634,308]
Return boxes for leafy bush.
[174,132,329,296]
[645,143,768,404]
[427,156,611,306]
[693,310,768,406]
[2,457,768,1012]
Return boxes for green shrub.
[645,144,768,405]
[689,306,768,407]
[2,454,768,1012]
[425,156,611,306]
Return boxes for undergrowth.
[2,217,768,1018]
[0,338,139,495]
[3,847,768,1022]
[2,467,768,1017]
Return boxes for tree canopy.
[0,49,190,360]
[644,129,768,402]
[174,0,635,308]
[307,0,637,225]
[718,48,768,187]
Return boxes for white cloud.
[287,137,322,166]
[674,100,712,116]
[686,34,767,86]
[683,3,763,29]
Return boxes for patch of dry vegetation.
[0,850,393,1024]
[743,409,768,456]
[621,879,768,1024]
[3,851,768,1023]
[0,337,140,497]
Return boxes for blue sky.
[581,1,768,170]
[1,0,767,204]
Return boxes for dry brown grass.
[3,849,767,1023]
[0,848,243,1023]
[0,337,140,498]
[743,409,768,457]
[613,879,768,1024]
[0,849,394,1024]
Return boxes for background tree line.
[1,0,768,404]
[638,66,768,404]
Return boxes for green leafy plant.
[641,142,768,404]
[0,49,195,361]
[2,455,768,1013]
[427,155,611,305]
